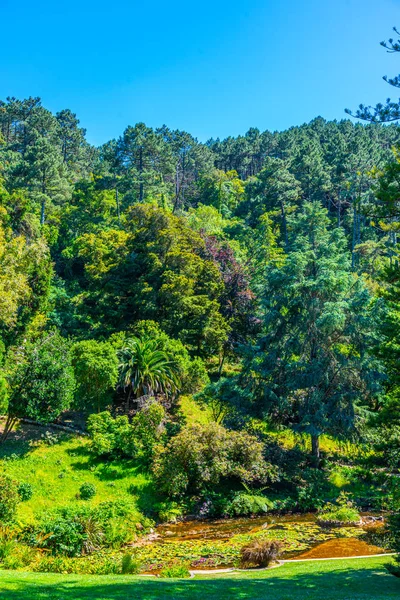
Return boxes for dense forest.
[1,86,400,575]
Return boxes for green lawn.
[0,426,156,525]
[0,557,399,600]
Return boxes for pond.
[134,513,391,571]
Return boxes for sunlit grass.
[0,556,399,599]
[0,430,155,525]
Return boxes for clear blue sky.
[1,0,400,146]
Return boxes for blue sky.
[1,0,400,146]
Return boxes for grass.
[0,556,399,599]
[0,425,156,524]
[177,395,213,426]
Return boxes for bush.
[79,482,96,500]
[25,501,146,557]
[87,411,132,458]
[2,543,36,570]
[159,562,191,578]
[226,492,273,517]
[0,526,17,561]
[26,511,88,557]
[87,403,166,463]
[0,474,19,523]
[121,552,141,574]
[317,492,360,525]
[295,468,330,512]
[157,501,184,523]
[18,482,33,502]
[152,422,278,499]
[240,539,283,568]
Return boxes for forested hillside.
[1,94,400,575]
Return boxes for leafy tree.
[244,202,383,461]
[0,200,51,344]
[118,336,180,407]
[71,339,118,413]
[152,422,278,499]
[2,331,75,440]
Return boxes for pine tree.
[247,202,383,461]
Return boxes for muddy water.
[157,513,315,541]
[156,514,388,560]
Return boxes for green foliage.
[0,474,19,523]
[17,482,33,501]
[118,336,180,401]
[152,422,278,499]
[87,402,166,462]
[25,500,143,557]
[71,339,118,413]
[226,492,273,517]
[318,493,360,524]
[121,552,142,574]
[157,501,184,523]
[159,562,191,578]
[6,331,75,428]
[79,482,96,500]
[87,411,132,458]
[244,201,384,458]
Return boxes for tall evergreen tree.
[246,202,383,461]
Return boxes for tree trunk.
[280,202,288,248]
[40,199,45,225]
[1,415,17,443]
[116,187,121,226]
[311,434,320,466]
[139,147,144,203]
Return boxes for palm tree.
[118,337,180,409]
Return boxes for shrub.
[0,526,17,561]
[18,482,33,502]
[2,543,36,569]
[0,474,19,523]
[87,411,132,458]
[295,468,330,512]
[87,403,166,463]
[157,501,184,523]
[24,501,150,557]
[317,492,360,525]
[27,512,88,556]
[240,539,283,568]
[79,482,96,500]
[152,422,278,499]
[226,492,273,517]
[121,552,141,574]
[159,562,191,578]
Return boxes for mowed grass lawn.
[0,557,399,600]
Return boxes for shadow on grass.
[1,565,400,600]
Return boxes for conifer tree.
[247,202,383,461]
